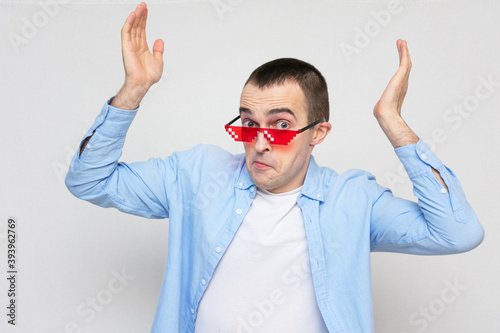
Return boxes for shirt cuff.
[86,97,139,138]
[394,140,444,179]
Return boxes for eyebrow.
[239,107,296,119]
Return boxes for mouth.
[253,160,272,169]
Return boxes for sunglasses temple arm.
[226,115,241,126]
[298,117,326,133]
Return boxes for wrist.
[376,114,419,148]
[110,82,149,110]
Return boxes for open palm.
[121,2,164,89]
[373,39,412,120]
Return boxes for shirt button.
[100,115,104,121]
[420,153,428,160]
[239,182,243,186]
[236,209,242,215]
[250,187,255,192]
[190,308,194,314]
[201,279,206,285]
[215,247,222,253]
[441,188,447,193]
[316,193,320,198]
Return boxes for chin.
[250,174,274,190]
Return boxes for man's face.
[240,81,319,193]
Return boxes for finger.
[153,39,164,60]
[400,41,412,86]
[132,3,146,44]
[401,40,410,66]
[403,40,412,71]
[395,40,411,77]
[399,42,411,105]
[140,7,148,41]
[137,5,147,41]
[397,39,403,63]
[121,12,135,43]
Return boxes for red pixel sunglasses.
[225,115,326,145]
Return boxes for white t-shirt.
[195,186,328,332]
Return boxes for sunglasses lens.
[225,126,297,145]
[225,125,242,141]
[270,129,298,145]
[226,126,257,142]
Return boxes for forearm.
[398,142,482,250]
[66,100,168,218]
[375,113,418,148]
[371,141,484,254]
[78,83,148,156]
[68,99,138,193]
[110,82,149,110]
[375,113,448,190]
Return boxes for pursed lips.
[253,160,273,169]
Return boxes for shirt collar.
[235,153,326,202]
[300,155,325,202]
[235,154,255,191]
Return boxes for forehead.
[240,82,307,121]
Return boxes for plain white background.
[1,0,499,332]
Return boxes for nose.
[254,130,272,153]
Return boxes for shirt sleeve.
[65,98,171,219]
[369,140,484,254]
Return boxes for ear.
[310,122,332,146]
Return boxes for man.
[65,2,484,332]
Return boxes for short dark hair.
[244,58,330,123]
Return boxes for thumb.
[152,39,164,60]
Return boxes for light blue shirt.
[65,100,484,333]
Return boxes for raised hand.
[111,2,164,110]
[122,2,164,88]
[373,39,418,148]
